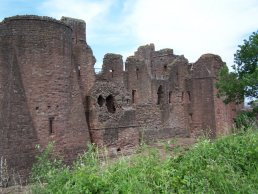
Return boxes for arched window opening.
[136,68,139,79]
[169,91,172,104]
[132,90,136,104]
[106,94,116,113]
[97,95,105,107]
[157,85,164,105]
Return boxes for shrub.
[31,129,258,193]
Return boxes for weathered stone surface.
[0,15,239,183]
[0,16,91,182]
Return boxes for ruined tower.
[0,16,91,179]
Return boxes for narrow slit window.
[132,90,136,104]
[189,113,193,122]
[78,64,81,76]
[187,91,191,102]
[136,68,139,80]
[49,117,54,134]
[181,92,184,102]
[157,85,164,105]
[169,91,172,104]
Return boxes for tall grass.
[31,127,258,193]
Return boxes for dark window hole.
[49,117,54,134]
[97,95,105,107]
[157,85,164,105]
[106,94,116,113]
[132,90,136,104]
[136,68,139,79]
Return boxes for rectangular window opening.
[169,91,172,104]
[132,90,136,104]
[187,91,191,102]
[189,113,193,122]
[49,117,54,134]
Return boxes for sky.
[0,0,258,69]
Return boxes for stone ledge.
[2,15,72,29]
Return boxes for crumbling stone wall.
[124,44,190,143]
[88,54,139,154]
[0,15,239,182]
[0,16,91,181]
[187,54,237,137]
[61,17,96,109]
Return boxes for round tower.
[0,15,90,180]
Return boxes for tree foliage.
[216,31,258,104]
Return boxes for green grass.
[31,128,258,194]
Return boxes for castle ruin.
[0,16,238,180]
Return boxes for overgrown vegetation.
[31,126,258,194]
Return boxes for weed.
[30,128,258,193]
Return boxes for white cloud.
[126,0,258,65]
[39,0,258,68]
[40,0,137,67]
[40,0,114,22]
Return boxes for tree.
[216,31,258,105]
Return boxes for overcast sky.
[0,0,258,69]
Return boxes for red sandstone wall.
[125,56,152,104]
[125,46,190,142]
[190,54,227,137]
[61,17,96,101]
[88,55,139,153]
[0,16,90,179]
[213,85,237,136]
[98,54,124,83]
[0,21,38,180]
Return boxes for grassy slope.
[31,129,258,194]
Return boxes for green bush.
[234,110,257,130]
[31,129,258,193]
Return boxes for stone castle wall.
[0,16,91,181]
[0,15,239,182]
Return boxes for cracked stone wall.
[0,16,91,180]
